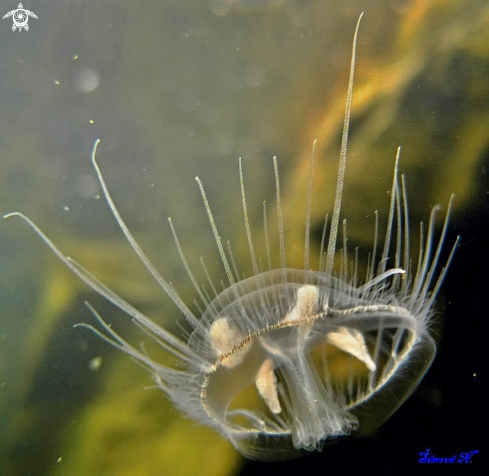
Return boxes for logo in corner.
[3,3,38,31]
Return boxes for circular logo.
[3,3,38,32]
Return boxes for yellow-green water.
[0,0,486,474]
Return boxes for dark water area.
[0,1,486,475]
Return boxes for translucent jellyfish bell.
[5,14,458,462]
[190,268,440,460]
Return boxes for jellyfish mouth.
[196,269,433,457]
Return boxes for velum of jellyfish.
[5,14,458,461]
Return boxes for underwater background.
[0,0,486,474]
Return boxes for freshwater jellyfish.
[5,15,458,461]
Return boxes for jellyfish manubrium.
[5,14,458,461]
